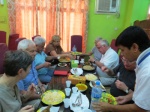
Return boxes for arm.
[101,65,116,76]
[35,62,51,70]
[92,102,146,112]
[89,56,104,68]
[45,56,58,61]
[18,105,34,112]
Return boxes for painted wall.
[0,0,9,44]
[87,0,150,52]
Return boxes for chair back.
[0,31,6,43]
[32,35,41,41]
[0,43,8,74]
[71,35,82,52]
[8,34,19,50]
[110,39,119,53]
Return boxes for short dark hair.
[115,26,150,52]
[4,50,33,76]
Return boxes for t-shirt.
[110,62,136,101]
[0,85,22,112]
[45,43,63,56]
[91,46,102,61]
[17,61,39,91]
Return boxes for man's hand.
[115,80,128,91]
[116,96,128,104]
[92,102,112,112]
[43,62,51,67]
[19,105,34,112]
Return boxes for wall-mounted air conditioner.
[95,0,120,14]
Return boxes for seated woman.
[0,50,34,112]
[45,35,73,58]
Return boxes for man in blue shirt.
[17,39,46,109]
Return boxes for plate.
[37,106,60,112]
[76,83,88,92]
[70,68,83,76]
[71,52,82,55]
[58,63,67,67]
[85,74,98,81]
[41,90,65,105]
[82,65,95,72]
[59,57,70,62]
[70,92,89,112]
[89,80,106,91]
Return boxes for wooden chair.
[0,31,6,43]
[110,39,119,53]
[134,19,150,39]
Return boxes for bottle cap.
[95,81,100,86]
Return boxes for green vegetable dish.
[100,93,117,105]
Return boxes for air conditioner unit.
[95,0,120,14]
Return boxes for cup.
[72,87,78,94]
[66,80,71,88]
[81,58,84,62]
[65,88,71,96]
[63,98,70,108]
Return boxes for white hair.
[100,39,109,46]
[17,39,35,50]
[33,36,45,45]
[95,37,102,43]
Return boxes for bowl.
[75,83,87,92]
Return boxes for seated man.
[17,39,46,109]
[89,39,119,86]
[33,36,57,83]
[102,56,136,104]
[82,37,102,61]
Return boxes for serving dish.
[76,83,88,92]
[41,90,65,105]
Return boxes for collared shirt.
[34,51,49,75]
[133,47,150,111]
[17,61,39,91]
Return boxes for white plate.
[70,68,83,76]
[89,80,106,91]
[37,106,60,112]
[70,92,89,112]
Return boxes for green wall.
[87,0,150,52]
[0,0,9,44]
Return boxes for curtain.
[8,0,89,52]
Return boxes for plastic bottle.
[72,45,77,52]
[90,81,102,112]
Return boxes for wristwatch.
[125,88,130,94]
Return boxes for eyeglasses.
[97,45,104,49]
[121,58,135,64]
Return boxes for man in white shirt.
[89,39,119,85]
[92,26,150,112]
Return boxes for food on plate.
[83,65,95,71]
[41,90,65,105]
[59,57,70,62]
[100,93,117,105]
[71,51,82,55]
[84,62,90,65]
[76,83,87,92]
[85,74,97,81]
[42,105,51,112]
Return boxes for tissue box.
[68,74,86,85]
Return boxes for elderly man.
[102,56,136,104]
[89,39,119,85]
[17,39,45,109]
[33,36,57,83]
[93,26,150,112]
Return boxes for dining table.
[37,60,101,112]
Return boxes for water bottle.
[72,45,77,52]
[90,81,102,112]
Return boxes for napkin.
[70,92,89,112]
[54,70,68,76]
